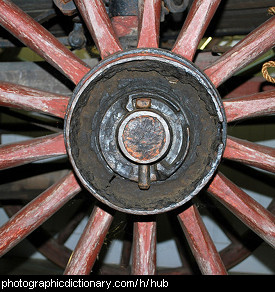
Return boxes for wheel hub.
[118,109,171,165]
[65,49,227,214]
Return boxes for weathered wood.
[172,0,221,61]
[111,16,138,39]
[224,136,275,173]
[208,172,275,248]
[204,16,275,87]
[0,172,81,257]
[132,221,157,275]
[0,81,69,118]
[223,90,275,122]
[137,0,162,48]
[0,133,66,171]
[0,0,90,85]
[178,205,227,275]
[64,206,113,275]
[120,239,132,269]
[74,0,122,59]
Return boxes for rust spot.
[136,98,152,109]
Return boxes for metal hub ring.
[65,48,227,215]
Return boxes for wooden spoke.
[0,81,69,119]
[204,16,275,87]
[137,0,162,48]
[0,172,81,257]
[0,133,66,171]
[64,206,113,275]
[224,90,275,122]
[4,205,72,269]
[120,239,132,270]
[0,0,90,85]
[178,205,227,275]
[208,172,275,248]
[172,0,221,61]
[132,221,157,275]
[224,136,275,173]
[74,0,122,59]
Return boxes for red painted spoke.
[64,206,113,275]
[0,133,66,170]
[0,172,81,257]
[172,0,221,61]
[204,16,275,87]
[0,0,90,85]
[132,221,157,275]
[224,90,275,122]
[208,172,275,248]
[137,0,162,48]
[178,205,227,275]
[74,0,122,59]
[224,136,275,173]
[0,81,69,119]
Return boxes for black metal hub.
[65,49,227,215]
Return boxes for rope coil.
[268,7,275,15]
[262,61,275,83]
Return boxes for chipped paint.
[0,172,81,257]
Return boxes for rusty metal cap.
[117,110,171,164]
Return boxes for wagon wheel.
[0,0,275,275]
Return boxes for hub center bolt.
[117,107,171,190]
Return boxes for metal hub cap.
[65,49,227,215]
[118,110,171,164]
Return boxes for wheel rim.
[0,0,274,275]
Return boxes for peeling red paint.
[74,0,122,59]
[208,172,275,248]
[224,136,275,173]
[0,133,66,170]
[0,0,90,85]
[204,16,275,87]
[0,81,69,118]
[64,206,113,275]
[0,172,81,257]
[137,0,162,48]
[224,90,275,122]
[132,221,156,275]
[178,205,227,275]
[0,0,274,275]
[112,16,138,39]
